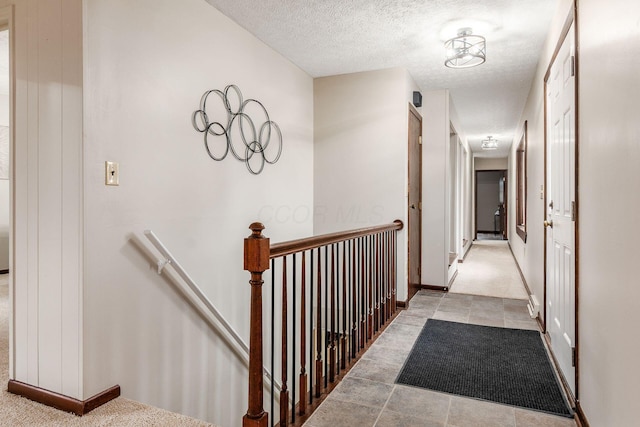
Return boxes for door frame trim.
[543,2,579,403]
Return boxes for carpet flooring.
[0,275,215,426]
[450,240,529,300]
[396,319,572,417]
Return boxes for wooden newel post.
[243,222,270,427]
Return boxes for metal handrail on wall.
[139,230,280,392]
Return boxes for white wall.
[0,89,8,270]
[461,142,473,256]
[422,91,471,286]
[314,67,416,301]
[82,0,313,425]
[0,179,7,271]
[448,100,471,264]
[577,0,640,425]
[422,91,447,286]
[508,0,574,321]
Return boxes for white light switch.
[540,184,544,199]
[105,161,119,186]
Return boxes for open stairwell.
[0,274,216,426]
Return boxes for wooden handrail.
[270,220,403,259]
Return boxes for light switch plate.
[105,161,119,186]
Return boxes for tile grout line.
[444,394,452,427]
[371,384,396,426]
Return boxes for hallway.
[303,290,574,427]
[449,241,528,300]
[302,239,570,426]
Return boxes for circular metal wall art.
[192,85,282,175]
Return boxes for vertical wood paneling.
[25,0,40,387]
[60,0,82,398]
[37,0,64,392]
[8,0,83,399]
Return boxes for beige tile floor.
[303,291,576,427]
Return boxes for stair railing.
[137,230,281,393]
[242,220,404,427]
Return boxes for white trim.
[0,2,14,384]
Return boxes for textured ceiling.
[205,0,558,158]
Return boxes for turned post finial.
[249,222,265,237]
[244,223,270,273]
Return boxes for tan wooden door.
[408,104,422,301]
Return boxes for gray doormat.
[396,319,573,417]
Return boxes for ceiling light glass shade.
[481,136,498,150]
[445,28,486,69]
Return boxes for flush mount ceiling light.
[445,27,486,69]
[481,136,498,150]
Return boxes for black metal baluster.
[291,253,296,424]
[280,256,289,426]
[309,250,314,405]
[324,245,328,388]
[360,237,365,348]
[368,234,372,341]
[299,251,307,416]
[270,259,275,427]
[329,244,336,383]
[351,239,357,359]
[315,248,322,398]
[340,242,347,369]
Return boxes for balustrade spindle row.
[243,221,403,427]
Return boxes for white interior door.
[546,23,576,394]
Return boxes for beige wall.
[474,157,508,171]
[577,0,640,424]
[314,67,417,301]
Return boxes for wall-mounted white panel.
[3,0,84,399]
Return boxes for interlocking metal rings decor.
[191,85,283,175]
